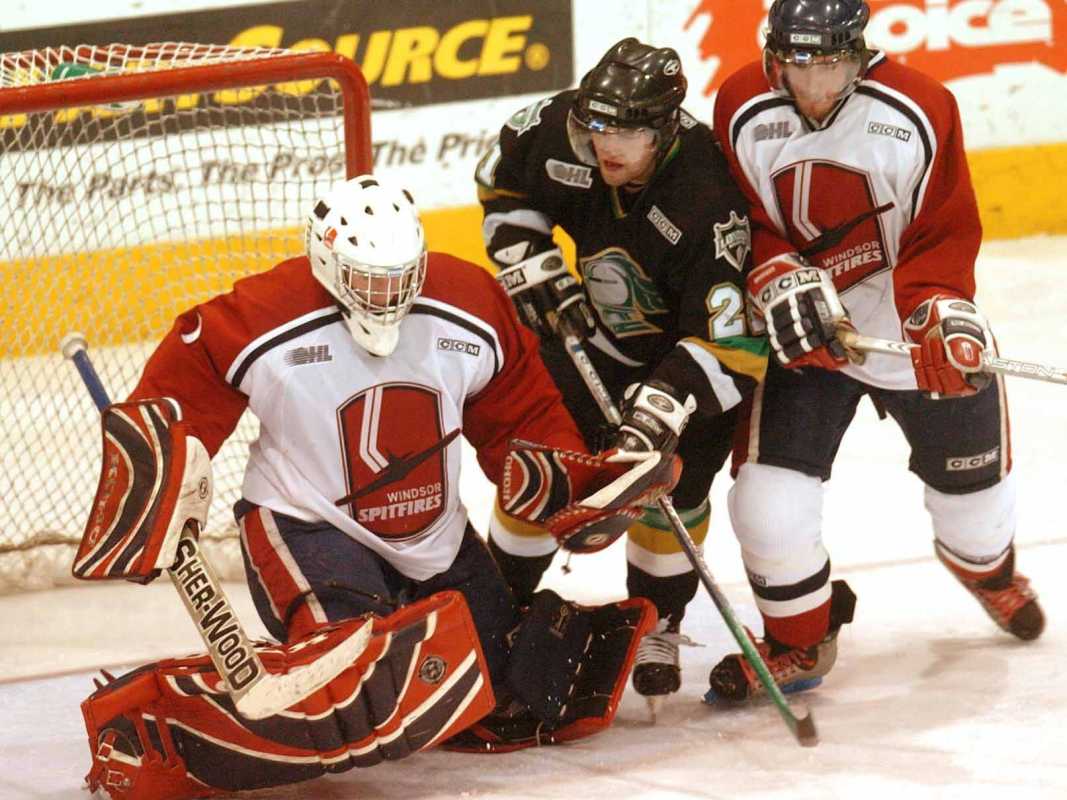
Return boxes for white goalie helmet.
[305,174,427,356]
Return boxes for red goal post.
[0,43,372,591]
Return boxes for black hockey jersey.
[476,89,766,417]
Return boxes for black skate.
[632,619,697,719]
[704,579,856,704]
[936,543,1044,641]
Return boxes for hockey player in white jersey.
[707,0,1044,703]
[75,174,682,799]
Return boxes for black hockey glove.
[614,381,696,457]
[495,248,597,342]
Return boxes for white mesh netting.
[0,42,367,592]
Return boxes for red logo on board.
[685,1,1067,97]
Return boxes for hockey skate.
[936,544,1045,641]
[632,619,698,720]
[705,579,855,704]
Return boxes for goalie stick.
[838,329,1067,386]
[558,322,818,748]
[60,332,371,720]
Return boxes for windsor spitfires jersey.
[714,53,983,390]
[129,254,584,581]
[477,89,766,418]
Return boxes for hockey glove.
[496,248,597,342]
[614,380,696,457]
[74,398,212,584]
[499,442,681,554]
[748,253,852,370]
[904,295,993,397]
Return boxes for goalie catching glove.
[499,442,682,554]
[748,253,853,370]
[495,247,597,341]
[904,294,993,397]
[74,398,211,583]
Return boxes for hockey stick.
[60,332,371,720]
[838,329,1067,386]
[559,323,818,747]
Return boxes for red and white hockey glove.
[748,253,852,370]
[904,295,993,397]
[499,442,682,554]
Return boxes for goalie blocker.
[74,398,212,582]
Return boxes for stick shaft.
[69,349,113,411]
[562,331,622,426]
[840,329,1067,386]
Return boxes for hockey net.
[0,43,371,592]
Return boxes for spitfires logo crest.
[335,384,456,541]
[714,211,751,272]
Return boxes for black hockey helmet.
[568,38,687,166]
[765,0,870,57]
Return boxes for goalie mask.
[763,0,870,124]
[567,38,686,185]
[306,175,427,356]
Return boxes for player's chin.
[598,161,631,186]
[796,95,837,121]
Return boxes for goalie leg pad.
[74,398,211,583]
[444,592,656,753]
[82,591,495,799]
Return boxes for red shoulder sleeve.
[713,63,796,267]
[130,257,332,457]
[423,253,586,483]
[884,65,981,318]
[128,307,249,458]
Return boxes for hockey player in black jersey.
[475,38,768,707]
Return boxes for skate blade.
[645,693,666,723]
[702,676,823,706]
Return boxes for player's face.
[590,127,658,187]
[771,49,862,123]
[346,272,398,307]
[337,255,426,317]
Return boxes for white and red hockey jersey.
[714,52,982,390]
[131,253,584,580]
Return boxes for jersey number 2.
[706,283,745,339]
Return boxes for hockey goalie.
[76,174,682,800]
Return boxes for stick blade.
[789,704,819,747]
[235,620,372,720]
